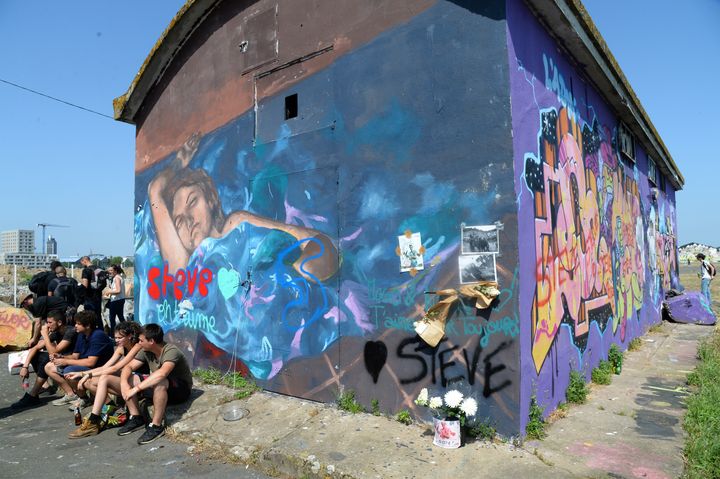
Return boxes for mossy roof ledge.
[112,0,222,124]
[524,0,684,190]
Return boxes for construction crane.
[37,223,69,254]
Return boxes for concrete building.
[1,230,35,254]
[115,0,683,436]
[0,253,58,269]
[46,235,58,255]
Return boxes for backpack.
[29,271,54,296]
[705,262,717,278]
[53,277,79,306]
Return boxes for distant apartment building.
[0,252,58,268]
[1,230,35,254]
[0,229,57,268]
[46,235,58,255]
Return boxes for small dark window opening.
[285,93,298,120]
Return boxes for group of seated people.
[12,307,193,445]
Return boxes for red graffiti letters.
[147,263,213,300]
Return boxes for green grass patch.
[566,370,589,404]
[337,390,365,414]
[370,398,381,416]
[608,344,624,374]
[684,330,720,479]
[193,367,223,384]
[193,367,260,399]
[628,337,643,351]
[467,419,496,440]
[525,396,546,440]
[591,360,614,385]
[648,322,664,333]
[395,409,412,425]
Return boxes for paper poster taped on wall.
[459,253,496,284]
[398,231,424,273]
[461,225,499,254]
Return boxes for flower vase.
[432,417,462,448]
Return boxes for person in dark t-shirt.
[11,311,77,409]
[21,294,69,348]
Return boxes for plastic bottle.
[74,406,82,426]
[22,377,30,390]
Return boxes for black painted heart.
[364,340,388,383]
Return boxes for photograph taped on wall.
[461,224,499,254]
[459,253,496,284]
[398,232,424,273]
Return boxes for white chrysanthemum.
[444,390,464,408]
[460,397,478,417]
[429,396,443,409]
[415,388,429,406]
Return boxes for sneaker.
[51,394,79,406]
[68,418,101,439]
[11,393,41,409]
[68,396,93,412]
[117,415,146,436]
[38,385,58,397]
[137,423,165,445]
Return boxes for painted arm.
[224,211,339,281]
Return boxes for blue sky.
[0,1,717,258]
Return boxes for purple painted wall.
[506,0,679,431]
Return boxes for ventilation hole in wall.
[285,93,298,120]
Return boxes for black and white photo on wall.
[461,225,499,255]
[458,253,497,284]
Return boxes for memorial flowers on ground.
[415,388,478,426]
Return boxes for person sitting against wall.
[21,293,68,348]
[117,323,194,444]
[147,132,337,280]
[45,310,114,406]
[67,321,144,438]
[11,310,78,409]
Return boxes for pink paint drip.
[285,198,328,227]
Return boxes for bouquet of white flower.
[414,388,478,426]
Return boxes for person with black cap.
[21,293,69,348]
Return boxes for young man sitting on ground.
[45,310,114,406]
[21,293,68,348]
[118,323,193,444]
[11,311,78,409]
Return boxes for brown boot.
[68,418,101,439]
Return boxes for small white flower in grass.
[460,397,478,417]
[429,396,443,409]
[415,388,429,406]
[444,390,464,408]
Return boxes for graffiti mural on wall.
[134,101,513,385]
[523,101,655,373]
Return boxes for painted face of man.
[172,184,215,253]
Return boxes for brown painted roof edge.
[527,0,683,189]
[569,0,684,188]
[112,0,222,124]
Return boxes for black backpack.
[705,262,717,278]
[29,271,54,296]
[53,277,79,306]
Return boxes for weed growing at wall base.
[628,337,643,352]
[525,396,546,440]
[591,360,613,385]
[337,390,365,414]
[683,329,720,479]
[193,367,260,399]
[566,371,589,404]
[608,344,623,374]
[395,410,412,425]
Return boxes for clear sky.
[0,1,717,258]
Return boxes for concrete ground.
[165,320,712,479]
